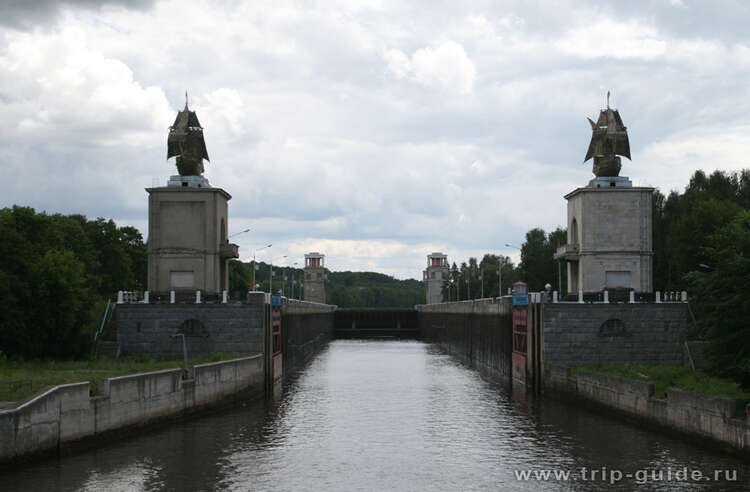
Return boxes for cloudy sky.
[1,0,749,279]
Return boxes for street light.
[252,244,272,292]
[290,261,299,298]
[229,228,251,239]
[270,255,287,295]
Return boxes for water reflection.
[1,340,747,491]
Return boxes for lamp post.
[252,244,272,292]
[498,257,503,298]
[291,261,299,298]
[270,255,287,294]
[229,228,251,239]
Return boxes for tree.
[518,227,566,292]
[30,250,93,358]
[0,206,147,359]
[686,211,750,386]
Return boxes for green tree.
[30,250,94,358]
[686,211,750,386]
[519,227,566,292]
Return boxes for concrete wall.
[281,299,335,374]
[0,355,263,463]
[116,299,265,358]
[419,298,513,380]
[544,367,750,452]
[543,303,686,368]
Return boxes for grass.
[571,363,750,401]
[0,353,236,403]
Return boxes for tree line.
[228,260,425,308]
[0,206,147,359]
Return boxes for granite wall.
[115,294,265,358]
[542,303,687,368]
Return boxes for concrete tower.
[423,252,449,304]
[146,100,239,294]
[554,100,653,294]
[303,252,327,303]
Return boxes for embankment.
[545,366,750,452]
[0,355,263,463]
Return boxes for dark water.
[2,340,748,491]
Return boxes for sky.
[1,0,749,279]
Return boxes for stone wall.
[115,295,265,358]
[281,299,335,374]
[0,355,263,463]
[544,367,750,452]
[543,303,687,367]
[418,298,513,380]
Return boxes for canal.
[2,340,748,490]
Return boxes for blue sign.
[512,292,529,306]
[271,295,283,306]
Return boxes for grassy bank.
[571,363,750,400]
[0,353,235,403]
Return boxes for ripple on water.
[1,340,748,491]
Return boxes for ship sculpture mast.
[584,91,631,177]
[167,92,210,176]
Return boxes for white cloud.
[636,126,750,192]
[558,19,667,60]
[385,41,476,94]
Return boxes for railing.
[553,290,687,304]
[116,290,248,304]
[92,298,113,357]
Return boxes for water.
[2,340,748,491]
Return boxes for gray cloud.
[0,0,155,29]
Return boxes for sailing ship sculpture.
[167,93,210,176]
[584,92,630,177]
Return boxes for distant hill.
[327,271,424,308]
[228,261,424,308]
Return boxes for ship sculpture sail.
[167,93,210,176]
[584,93,630,177]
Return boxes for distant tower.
[303,252,327,303]
[423,253,449,304]
[554,99,653,294]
